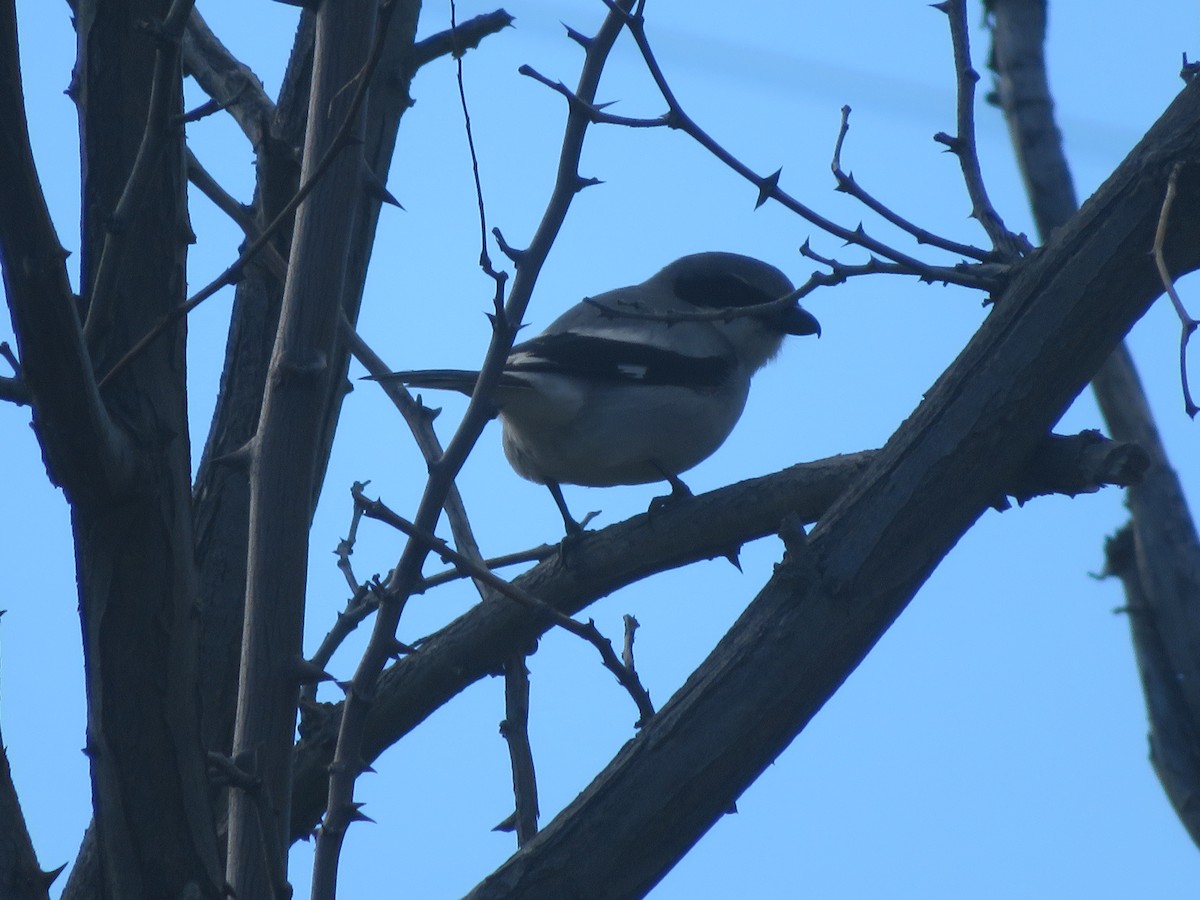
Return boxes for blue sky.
[4,1,1199,897]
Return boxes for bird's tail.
[366,369,528,395]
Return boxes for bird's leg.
[648,465,692,515]
[546,481,597,537]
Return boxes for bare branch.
[498,656,540,846]
[526,8,999,292]
[410,9,514,70]
[228,0,384,894]
[830,105,995,262]
[933,0,1029,259]
[1150,162,1199,416]
[354,488,657,727]
[0,0,133,496]
[290,431,1145,837]
[988,0,1200,852]
[182,8,279,149]
[186,149,289,280]
[83,0,198,340]
[466,76,1200,898]
[316,5,642,889]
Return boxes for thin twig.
[419,544,556,592]
[621,614,639,672]
[522,18,995,292]
[97,12,384,390]
[933,0,1029,260]
[318,6,642,887]
[1151,161,1199,417]
[830,105,994,262]
[335,485,367,595]
[355,487,657,727]
[499,655,540,846]
[449,0,509,323]
[341,315,486,569]
[185,148,289,281]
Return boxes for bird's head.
[659,252,820,370]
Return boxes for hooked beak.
[780,305,821,338]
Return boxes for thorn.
[41,863,67,888]
[563,23,591,48]
[347,802,376,824]
[209,436,256,471]
[721,547,743,571]
[385,637,416,658]
[755,168,782,209]
[293,657,335,686]
[362,164,403,208]
[575,175,603,192]
[493,810,518,832]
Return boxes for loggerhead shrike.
[373,252,820,534]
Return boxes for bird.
[372,251,820,535]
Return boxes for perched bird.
[374,252,820,534]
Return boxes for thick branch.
[465,78,1200,896]
[989,0,1200,848]
[0,0,132,499]
[226,0,379,896]
[290,431,1142,837]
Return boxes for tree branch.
[226,0,381,895]
[465,74,1200,900]
[988,0,1200,851]
[289,430,1144,838]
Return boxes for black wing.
[508,332,732,389]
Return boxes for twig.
[341,315,486,569]
[523,13,995,292]
[450,0,509,308]
[318,6,643,889]
[499,655,540,846]
[182,8,279,150]
[335,485,367,595]
[354,487,657,727]
[185,148,289,281]
[1151,162,1199,417]
[621,614,639,672]
[302,583,378,707]
[932,0,1029,260]
[419,544,556,592]
[174,91,237,126]
[410,9,515,70]
[830,105,994,262]
[96,11,383,390]
[0,342,25,405]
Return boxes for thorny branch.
[933,0,1030,259]
[831,105,993,262]
[354,486,656,728]
[98,4,391,390]
[524,1,1032,296]
[318,3,643,885]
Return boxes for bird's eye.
[674,272,772,310]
